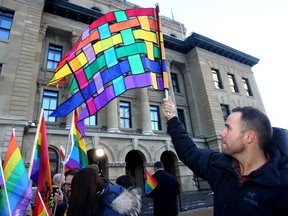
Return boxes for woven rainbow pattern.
[48,8,168,136]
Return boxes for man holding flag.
[145,161,180,216]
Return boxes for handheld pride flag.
[145,168,158,194]
[65,109,89,169]
[48,7,168,136]
[29,110,53,216]
[0,129,33,216]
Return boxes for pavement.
[140,190,214,216]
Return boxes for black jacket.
[146,169,180,216]
[167,117,288,216]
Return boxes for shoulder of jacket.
[111,187,142,216]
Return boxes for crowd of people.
[28,96,288,216]
[52,165,141,216]
[51,160,180,216]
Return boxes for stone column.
[107,98,120,132]
[166,59,176,103]
[139,88,154,135]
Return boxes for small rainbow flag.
[0,129,33,215]
[29,110,53,216]
[145,168,157,194]
[65,109,89,169]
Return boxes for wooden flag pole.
[53,110,74,216]
[155,4,169,100]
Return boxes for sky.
[129,0,288,129]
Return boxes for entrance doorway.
[125,150,145,191]
[161,151,177,176]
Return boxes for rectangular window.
[242,78,253,96]
[0,9,14,40]
[171,73,180,93]
[42,90,58,122]
[177,109,186,130]
[150,105,161,130]
[211,68,223,89]
[220,104,230,121]
[47,44,62,70]
[119,101,131,128]
[84,115,97,126]
[227,73,239,93]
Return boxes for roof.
[44,0,259,67]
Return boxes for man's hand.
[162,96,177,120]
[53,189,64,205]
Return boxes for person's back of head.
[67,167,105,216]
[88,164,100,173]
[232,106,272,149]
[154,161,164,171]
[116,175,136,189]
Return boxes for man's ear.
[245,130,256,144]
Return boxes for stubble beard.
[221,135,245,156]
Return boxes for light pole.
[95,148,104,173]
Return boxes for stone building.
[0,0,263,192]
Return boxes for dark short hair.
[116,175,136,189]
[232,106,272,149]
[154,161,164,169]
[65,168,80,178]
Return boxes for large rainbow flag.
[47,7,168,136]
[65,109,89,169]
[29,111,53,216]
[145,168,158,194]
[0,129,33,215]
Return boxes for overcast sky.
[129,0,288,129]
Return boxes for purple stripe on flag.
[124,73,152,89]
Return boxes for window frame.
[177,109,187,130]
[227,73,239,93]
[242,78,253,96]
[84,114,97,126]
[42,90,58,122]
[171,72,180,93]
[150,105,161,131]
[220,104,230,121]
[46,44,63,70]
[211,68,223,89]
[119,101,132,128]
[0,8,14,40]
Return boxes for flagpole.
[28,109,44,177]
[53,110,74,216]
[0,159,12,216]
[155,4,169,100]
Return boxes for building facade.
[0,0,264,192]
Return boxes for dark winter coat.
[98,182,141,216]
[146,169,180,216]
[167,117,288,216]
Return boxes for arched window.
[49,147,59,177]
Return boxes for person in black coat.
[146,161,180,216]
[162,96,288,216]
